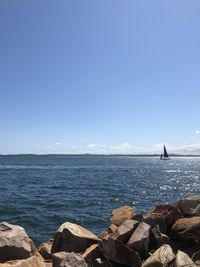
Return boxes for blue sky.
[0,0,200,154]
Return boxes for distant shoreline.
[0,153,200,157]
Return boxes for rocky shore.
[1,195,200,266]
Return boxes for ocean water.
[0,155,199,245]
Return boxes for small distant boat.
[160,145,170,160]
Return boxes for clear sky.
[0,0,200,154]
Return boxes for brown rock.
[82,244,102,263]
[102,235,142,267]
[176,195,200,217]
[52,251,87,267]
[143,213,167,234]
[38,241,52,260]
[149,225,165,252]
[127,222,150,260]
[132,214,143,222]
[93,258,112,267]
[0,222,31,263]
[110,206,135,227]
[142,244,175,267]
[171,217,200,241]
[150,204,182,228]
[51,222,99,254]
[110,219,139,244]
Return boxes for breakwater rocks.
[1,196,200,266]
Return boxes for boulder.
[51,222,99,254]
[127,222,150,260]
[142,244,175,267]
[132,214,143,222]
[143,213,167,234]
[102,235,142,267]
[110,219,139,244]
[52,251,87,267]
[97,232,108,239]
[0,253,46,267]
[150,204,182,229]
[149,225,165,252]
[176,195,200,217]
[93,258,112,266]
[38,241,52,260]
[110,206,135,227]
[29,238,37,253]
[108,224,118,234]
[52,252,69,267]
[173,250,196,267]
[0,222,31,262]
[171,217,200,241]
[82,244,102,263]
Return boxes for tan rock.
[29,239,37,253]
[51,222,99,254]
[142,244,175,267]
[127,222,150,260]
[38,241,52,260]
[173,250,196,267]
[102,235,142,267]
[108,224,118,234]
[171,217,200,241]
[97,231,108,239]
[0,253,46,267]
[0,222,31,262]
[110,206,135,227]
[110,219,139,244]
[176,195,200,217]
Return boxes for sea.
[0,155,199,245]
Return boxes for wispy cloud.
[41,142,200,155]
[84,143,200,155]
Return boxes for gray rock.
[176,195,200,217]
[52,251,87,267]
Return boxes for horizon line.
[0,153,200,157]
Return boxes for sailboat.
[160,145,170,160]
